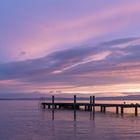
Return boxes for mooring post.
[116,106,119,114]
[121,107,124,115]
[135,107,138,116]
[52,95,54,109]
[74,95,76,108]
[51,95,55,120]
[92,96,95,113]
[74,95,76,120]
[90,96,92,111]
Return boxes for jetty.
[41,95,140,116]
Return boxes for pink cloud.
[6,0,140,61]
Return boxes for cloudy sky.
[0,0,140,97]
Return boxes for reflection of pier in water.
[41,95,140,119]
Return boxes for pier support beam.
[88,105,91,111]
[74,95,76,109]
[100,106,103,112]
[58,105,61,109]
[116,106,119,114]
[48,105,50,109]
[89,96,92,111]
[85,105,87,111]
[52,96,54,109]
[135,107,138,116]
[51,96,55,120]
[77,105,80,110]
[55,105,57,109]
[121,107,124,115]
[103,106,106,113]
[74,95,76,120]
[92,96,95,113]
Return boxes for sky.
[0,0,140,97]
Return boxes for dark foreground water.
[0,100,140,140]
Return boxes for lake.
[0,100,140,140]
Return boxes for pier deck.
[40,95,140,116]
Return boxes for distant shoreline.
[1,98,140,101]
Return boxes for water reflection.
[50,108,95,121]
[1,100,140,140]
[52,108,54,120]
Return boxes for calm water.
[0,100,140,140]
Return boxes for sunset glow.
[0,0,140,97]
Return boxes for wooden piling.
[74,95,76,109]
[92,96,95,104]
[103,106,106,113]
[48,104,50,109]
[74,95,76,120]
[121,107,124,115]
[85,105,87,111]
[77,105,80,109]
[92,96,95,113]
[88,105,90,110]
[52,95,54,109]
[90,96,92,111]
[116,106,119,114]
[135,107,138,116]
[55,105,57,109]
[100,106,103,112]
[59,105,61,109]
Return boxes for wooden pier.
[41,95,140,116]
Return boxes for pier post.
[100,106,103,112]
[74,95,76,108]
[52,95,54,109]
[121,107,124,115]
[92,96,95,113]
[116,106,119,114]
[59,105,61,109]
[85,105,87,111]
[74,95,76,120]
[55,105,57,109]
[103,106,106,113]
[90,96,92,111]
[52,96,55,120]
[135,107,138,116]
[48,104,50,109]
